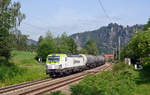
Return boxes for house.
[104,54,114,61]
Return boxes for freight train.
[46,54,105,77]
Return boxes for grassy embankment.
[47,63,150,95]
[134,64,150,95]
[0,50,48,87]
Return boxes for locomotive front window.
[48,56,60,63]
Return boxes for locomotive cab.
[46,54,67,74]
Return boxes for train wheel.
[50,74,56,78]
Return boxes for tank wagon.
[46,54,105,77]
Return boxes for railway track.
[0,78,52,94]
[0,63,112,95]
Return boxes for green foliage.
[143,18,150,31]
[71,75,100,95]
[38,36,44,44]
[0,61,25,83]
[0,0,25,60]
[79,48,88,54]
[81,40,99,55]
[120,45,132,60]
[37,32,78,61]
[108,58,113,62]
[11,50,39,65]
[142,57,150,65]
[0,50,48,87]
[56,32,77,54]
[130,30,150,58]
[10,30,28,50]
[71,63,137,95]
[37,32,57,61]
[27,43,37,52]
[67,37,77,54]
[46,91,66,95]
[112,62,128,72]
[121,29,150,63]
[133,63,150,95]
[121,18,150,63]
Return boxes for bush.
[71,63,137,95]
[46,91,66,95]
[71,75,100,95]
[120,29,150,64]
[108,58,113,62]
[143,57,150,65]
[112,62,129,72]
[0,62,25,82]
[37,33,57,61]
[0,50,48,87]
[0,56,6,62]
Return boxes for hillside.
[26,39,37,46]
[0,51,48,87]
[71,23,143,54]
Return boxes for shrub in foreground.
[46,91,66,95]
[71,63,137,95]
[0,62,25,82]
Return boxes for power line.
[97,0,112,21]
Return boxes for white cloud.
[20,7,111,40]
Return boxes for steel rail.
[0,63,112,95]
[23,64,112,95]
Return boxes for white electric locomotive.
[46,54,105,77]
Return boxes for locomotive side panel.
[46,54,105,77]
[64,57,84,68]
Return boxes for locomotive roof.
[48,54,82,57]
[48,54,67,57]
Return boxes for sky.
[13,0,150,41]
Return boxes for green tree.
[37,31,57,61]
[120,44,135,61]
[84,40,99,55]
[67,37,77,54]
[56,33,70,53]
[121,29,150,63]
[121,18,150,63]
[56,32,77,54]
[9,30,28,51]
[79,48,88,54]
[0,0,25,60]
[16,31,28,50]
[71,63,136,95]
[144,18,150,31]
[38,36,43,45]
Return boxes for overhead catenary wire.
[97,0,112,22]
[97,0,122,56]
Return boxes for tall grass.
[0,50,48,87]
[70,63,137,95]
[11,50,39,66]
[47,63,150,95]
[0,62,25,82]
